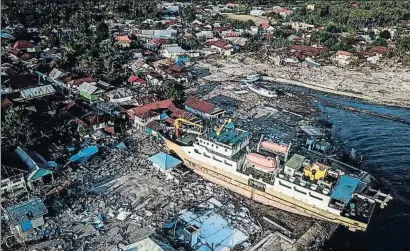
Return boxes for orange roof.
[336,50,352,56]
[128,99,173,117]
[260,141,288,154]
[116,36,132,43]
[246,153,277,171]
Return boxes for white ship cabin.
[272,154,379,223]
[186,127,250,173]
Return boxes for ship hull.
[164,138,368,232]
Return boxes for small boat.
[233,90,249,94]
[248,84,277,98]
[305,57,321,67]
[247,74,261,82]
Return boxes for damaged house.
[6,198,48,238]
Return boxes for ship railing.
[367,189,393,209]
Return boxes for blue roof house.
[6,198,48,236]
[148,152,182,173]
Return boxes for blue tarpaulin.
[21,221,33,232]
[148,152,182,171]
[160,112,169,120]
[48,161,58,169]
[115,142,127,150]
[331,175,360,203]
[69,145,99,163]
[175,56,189,66]
[66,146,75,152]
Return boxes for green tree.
[1,107,36,152]
[372,38,388,47]
[159,79,185,101]
[96,22,109,42]
[379,30,391,40]
[396,36,410,57]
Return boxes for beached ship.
[163,120,392,232]
[247,84,277,98]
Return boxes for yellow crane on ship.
[174,118,203,138]
[216,118,232,136]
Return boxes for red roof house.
[226,2,239,7]
[128,75,147,84]
[335,50,352,57]
[184,96,225,120]
[369,46,389,56]
[116,36,132,43]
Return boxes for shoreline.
[198,55,410,109]
[262,76,410,109]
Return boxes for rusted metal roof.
[184,96,217,114]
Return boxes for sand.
[197,55,410,107]
[225,14,272,26]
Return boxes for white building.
[196,30,214,39]
[162,46,187,59]
[209,41,233,56]
[367,55,380,64]
[250,9,265,16]
[334,50,353,66]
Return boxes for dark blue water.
[313,96,410,251]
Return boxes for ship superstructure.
[163,119,392,232]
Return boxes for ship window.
[216,146,218,149]
[213,156,222,162]
[203,153,211,158]
[249,179,266,191]
[225,149,228,152]
[294,187,307,195]
[279,181,292,189]
[194,149,200,154]
[309,192,323,201]
[224,160,232,166]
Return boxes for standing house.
[162,44,187,59]
[334,50,353,66]
[196,30,214,40]
[115,35,132,48]
[209,40,233,56]
[78,82,105,102]
[184,96,225,121]
[250,9,265,16]
[6,198,48,237]
[126,99,173,130]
